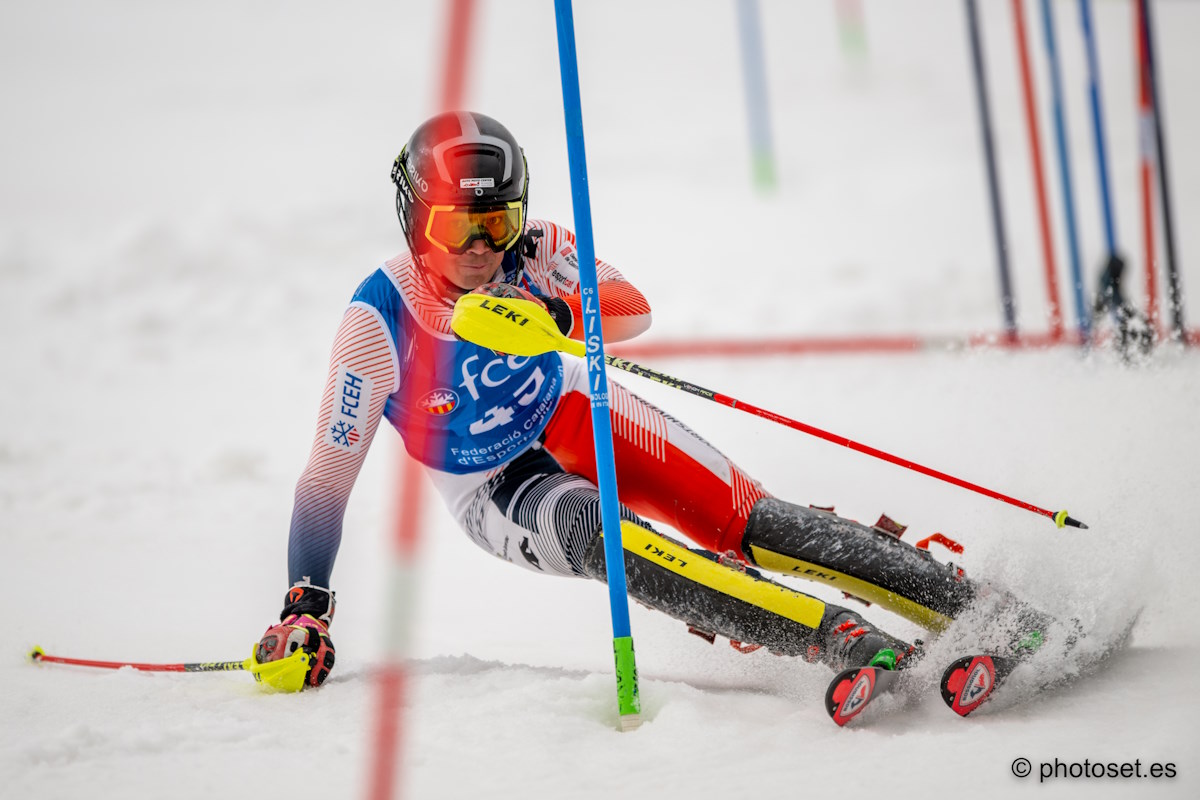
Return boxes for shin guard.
[584,521,911,670]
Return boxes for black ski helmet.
[390,111,529,259]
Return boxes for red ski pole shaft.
[604,356,1087,530]
[28,646,247,672]
[448,297,1088,530]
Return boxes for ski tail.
[940,608,1142,718]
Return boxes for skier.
[255,111,1041,690]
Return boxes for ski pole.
[451,294,1089,530]
[30,645,248,672]
[29,644,312,691]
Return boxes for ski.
[824,665,904,726]
[826,653,1026,725]
[939,610,1141,717]
[826,611,1140,726]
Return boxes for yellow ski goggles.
[424,201,524,255]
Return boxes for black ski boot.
[815,608,920,673]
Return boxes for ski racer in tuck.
[255,112,1048,690]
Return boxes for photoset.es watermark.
[1010,757,1177,783]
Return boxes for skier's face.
[422,237,505,297]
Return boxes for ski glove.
[542,296,573,337]
[471,282,573,337]
[255,580,336,689]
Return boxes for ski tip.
[28,645,45,663]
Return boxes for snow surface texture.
[3,1,1198,798]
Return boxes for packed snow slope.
[2,1,1198,798]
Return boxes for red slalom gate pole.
[1012,0,1064,341]
[366,453,422,800]
[1135,1,1160,336]
[366,3,477,800]
[439,0,474,111]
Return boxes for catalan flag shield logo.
[419,388,459,416]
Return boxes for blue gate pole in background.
[736,0,777,189]
[553,0,642,731]
[1040,0,1090,343]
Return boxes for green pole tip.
[28,645,45,662]
[613,636,641,724]
[751,152,776,191]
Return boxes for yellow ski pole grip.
[244,645,311,693]
[452,293,585,358]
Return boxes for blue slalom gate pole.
[1079,0,1118,256]
[735,0,776,188]
[1040,0,1090,342]
[964,0,1017,340]
[553,0,641,731]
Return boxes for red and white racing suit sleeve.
[287,303,397,587]
[519,220,652,343]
